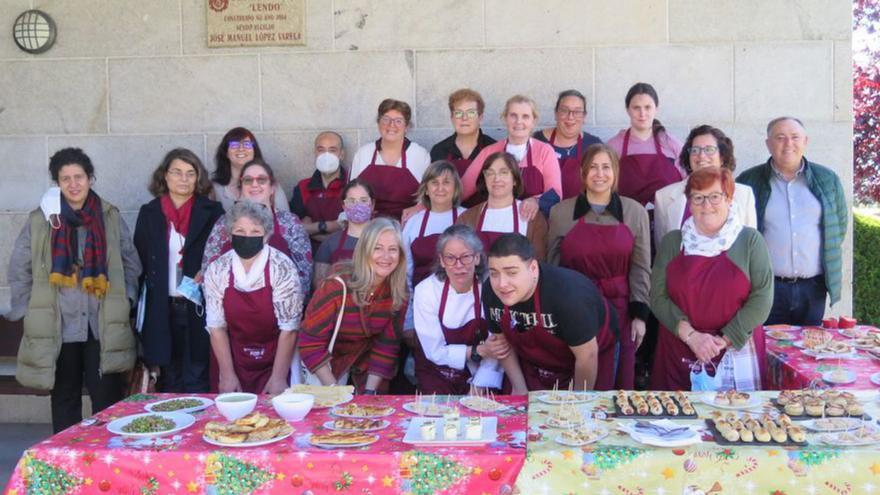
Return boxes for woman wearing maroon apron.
[653,125,758,247]
[202,160,312,297]
[299,218,409,394]
[312,179,375,287]
[204,201,306,394]
[534,90,603,200]
[460,95,562,219]
[548,144,651,390]
[650,168,773,391]
[351,99,430,221]
[457,152,548,260]
[412,225,503,394]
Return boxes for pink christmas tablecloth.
[4,394,527,495]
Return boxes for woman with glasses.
[203,201,304,394]
[654,125,757,246]
[460,95,561,218]
[202,159,311,295]
[548,144,650,390]
[350,99,431,220]
[457,152,548,259]
[134,149,224,393]
[313,179,375,287]
[211,127,289,212]
[650,167,772,391]
[607,83,684,212]
[430,89,497,179]
[534,90,603,200]
[412,225,502,394]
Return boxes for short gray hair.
[226,200,275,237]
[432,224,487,282]
[766,116,806,137]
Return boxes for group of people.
[6,82,848,434]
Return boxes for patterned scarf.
[49,190,109,297]
[680,201,743,257]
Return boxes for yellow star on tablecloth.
[505,456,513,463]
[382,475,393,487]
[167,471,175,478]
[183,454,191,461]
[661,467,675,480]
[307,462,314,469]
[473,467,483,475]
[362,465,369,472]
[84,478,93,486]
[276,473,286,481]
[870,462,880,475]
[767,450,779,457]
[186,481,199,493]
[113,468,120,475]
[562,450,575,460]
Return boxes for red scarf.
[160,195,194,238]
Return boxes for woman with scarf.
[134,149,224,392]
[203,201,304,394]
[650,167,773,391]
[7,148,141,433]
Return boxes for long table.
[4,394,527,495]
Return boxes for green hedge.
[854,212,880,325]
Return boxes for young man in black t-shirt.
[482,234,617,392]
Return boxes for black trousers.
[156,298,210,393]
[51,333,125,433]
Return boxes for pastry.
[754,427,771,443]
[310,431,376,446]
[805,399,825,417]
[738,426,754,442]
[784,401,804,416]
[770,427,788,443]
[825,403,846,417]
[788,426,806,443]
[204,413,293,444]
[846,402,864,416]
[333,404,394,418]
[730,392,750,406]
[721,427,740,442]
[714,391,731,406]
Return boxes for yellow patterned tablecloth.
[515,391,880,495]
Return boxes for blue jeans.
[765,276,827,326]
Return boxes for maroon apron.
[680,201,693,226]
[508,139,544,199]
[210,261,282,393]
[475,202,520,253]
[449,150,487,208]
[501,283,611,391]
[268,213,292,258]
[304,179,345,254]
[329,228,355,264]
[617,130,681,207]
[414,279,486,394]
[410,209,459,286]
[559,218,631,390]
[357,140,419,220]
[650,250,767,391]
[550,130,584,200]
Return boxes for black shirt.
[430,130,497,162]
[533,130,603,160]
[482,262,618,347]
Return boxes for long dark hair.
[212,127,263,186]
[625,82,666,136]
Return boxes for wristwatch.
[470,343,483,363]
[318,220,328,234]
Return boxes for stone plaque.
[207,0,305,47]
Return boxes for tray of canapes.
[614,390,697,418]
[459,394,509,413]
[403,413,497,445]
[203,412,293,447]
[772,390,868,419]
[706,412,807,446]
[816,425,880,446]
[544,401,591,428]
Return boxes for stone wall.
[0,0,854,313]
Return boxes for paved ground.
[0,423,52,486]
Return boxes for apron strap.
[336,227,349,252]
[652,132,664,156]
[417,209,431,238]
[622,129,631,158]
[371,139,408,170]
[438,278,451,330]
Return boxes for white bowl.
[215,392,258,421]
[272,393,314,422]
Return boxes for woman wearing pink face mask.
[312,179,375,288]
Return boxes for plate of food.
[402,417,497,445]
[323,418,390,432]
[554,426,609,446]
[817,427,880,446]
[107,412,195,438]
[203,412,294,447]
[536,390,598,405]
[702,391,763,410]
[802,341,855,359]
[706,416,806,446]
[309,431,380,449]
[330,403,395,419]
[802,417,865,432]
[285,384,354,409]
[402,401,455,417]
[765,324,802,332]
[839,327,871,339]
[459,395,509,413]
[822,369,857,385]
[144,396,213,414]
[544,402,586,428]
[614,390,697,418]
[766,329,796,340]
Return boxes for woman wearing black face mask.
[202,201,305,394]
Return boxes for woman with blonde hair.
[299,218,409,394]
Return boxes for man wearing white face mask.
[290,131,348,253]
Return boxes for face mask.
[688,361,721,391]
[315,152,340,174]
[40,187,62,228]
[231,234,264,259]
[344,202,372,224]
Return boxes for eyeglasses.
[167,169,197,180]
[483,169,512,179]
[689,192,726,206]
[379,116,405,127]
[452,109,479,120]
[441,252,476,266]
[688,145,718,156]
[228,140,255,150]
[343,197,372,206]
[241,176,270,186]
[556,108,586,118]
